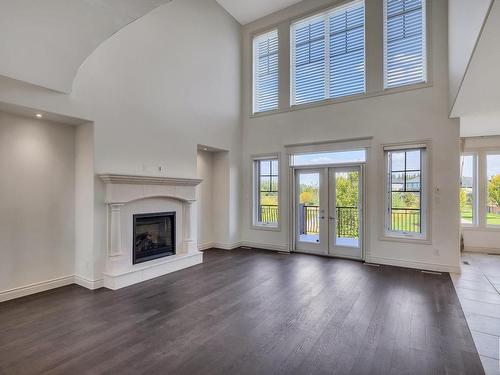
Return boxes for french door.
[294,165,363,260]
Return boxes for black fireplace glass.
[133,212,175,264]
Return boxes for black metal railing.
[336,207,359,238]
[298,205,359,238]
[299,205,320,234]
[263,204,421,236]
[259,205,279,223]
[391,208,420,232]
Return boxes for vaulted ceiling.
[0,0,173,93]
[0,0,300,94]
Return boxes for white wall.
[241,0,461,272]
[448,0,492,110]
[74,123,96,285]
[461,111,500,138]
[72,0,241,179]
[70,0,243,255]
[0,111,75,294]
[197,150,215,248]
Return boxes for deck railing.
[262,205,421,236]
[298,205,359,238]
[259,205,279,223]
[391,208,420,232]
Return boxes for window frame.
[460,152,478,227]
[289,0,366,107]
[251,153,281,231]
[383,144,429,242]
[485,152,500,228]
[383,0,428,89]
[252,29,280,114]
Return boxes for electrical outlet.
[142,164,166,175]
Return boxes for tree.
[335,172,358,207]
[460,189,468,212]
[488,174,500,207]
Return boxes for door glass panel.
[487,154,500,225]
[335,170,359,248]
[298,172,320,243]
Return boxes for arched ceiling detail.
[0,0,173,93]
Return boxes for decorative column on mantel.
[109,203,124,257]
[184,200,197,253]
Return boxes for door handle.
[320,216,325,219]
[329,216,336,220]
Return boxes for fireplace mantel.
[98,174,203,290]
[99,174,202,187]
[99,174,202,205]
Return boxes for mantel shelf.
[99,174,202,187]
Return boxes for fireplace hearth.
[133,212,175,264]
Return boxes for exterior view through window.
[254,158,279,227]
[387,148,423,236]
[487,154,500,225]
[298,172,320,243]
[460,155,475,224]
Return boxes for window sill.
[251,224,281,232]
[248,81,432,119]
[462,225,500,233]
[379,234,431,245]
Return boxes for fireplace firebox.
[133,212,176,264]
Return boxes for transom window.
[385,146,427,239]
[253,156,279,228]
[253,30,279,113]
[290,0,365,105]
[384,0,427,88]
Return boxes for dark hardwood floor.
[0,248,483,375]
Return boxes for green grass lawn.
[461,210,500,225]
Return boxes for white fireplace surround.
[99,174,203,290]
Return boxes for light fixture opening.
[35,114,43,118]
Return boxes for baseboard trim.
[0,276,75,303]
[366,256,460,274]
[241,241,290,252]
[464,246,500,255]
[198,242,215,251]
[74,275,104,290]
[212,242,243,250]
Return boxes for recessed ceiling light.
[203,148,208,151]
[36,114,43,118]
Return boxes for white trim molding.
[366,255,460,274]
[0,276,74,303]
[74,275,104,290]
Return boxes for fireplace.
[133,212,176,264]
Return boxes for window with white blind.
[384,0,427,89]
[253,30,279,113]
[291,0,365,106]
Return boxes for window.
[486,154,500,226]
[291,149,366,166]
[253,30,279,113]
[253,156,279,228]
[460,154,476,225]
[384,0,426,88]
[385,146,427,239]
[291,0,365,105]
